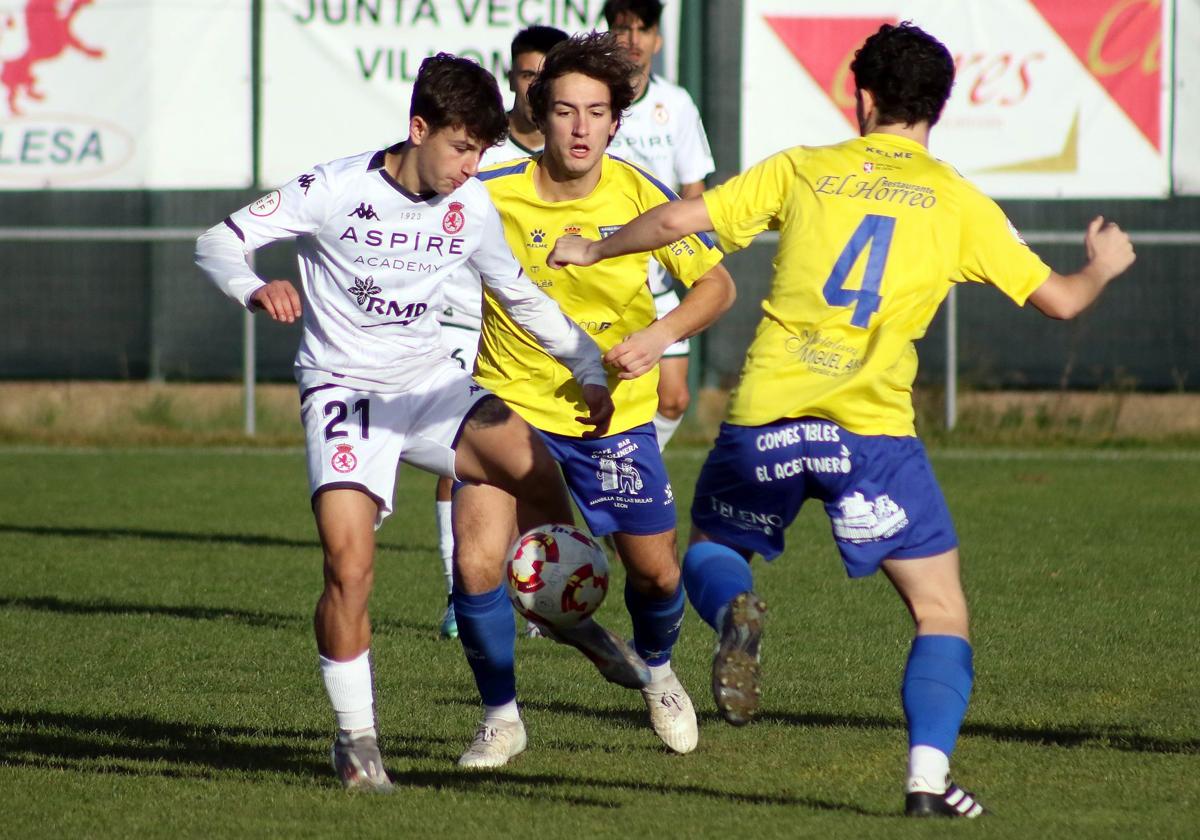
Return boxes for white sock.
[907,745,950,793]
[436,500,454,594]
[647,661,674,686]
[319,650,376,733]
[483,699,521,723]
[653,412,683,451]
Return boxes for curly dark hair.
[850,22,955,128]
[409,53,508,146]
[526,32,637,133]
[602,0,664,28]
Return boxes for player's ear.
[652,27,663,56]
[409,115,429,146]
[855,89,875,135]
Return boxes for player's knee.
[909,592,969,635]
[454,553,505,593]
[657,394,689,420]
[657,385,690,419]
[627,562,681,599]
[322,548,375,596]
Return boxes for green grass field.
[2,445,1197,838]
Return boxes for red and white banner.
[1174,0,1200,194]
[742,0,1171,198]
[260,0,680,187]
[0,0,252,189]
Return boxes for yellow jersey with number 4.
[703,133,1051,437]
[476,154,723,436]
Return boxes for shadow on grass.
[0,708,878,813]
[0,595,433,637]
[446,696,1199,756]
[755,709,1200,755]
[0,522,432,555]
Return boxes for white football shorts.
[654,289,690,358]
[300,360,491,526]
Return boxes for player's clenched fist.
[1084,216,1136,281]
[250,280,303,323]
[547,235,598,269]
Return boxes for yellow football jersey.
[703,133,1051,436]
[476,154,723,436]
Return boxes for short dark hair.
[409,53,508,146]
[527,32,637,132]
[511,25,569,65]
[602,0,664,28]
[850,22,955,127]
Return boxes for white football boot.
[457,719,528,769]
[641,670,699,754]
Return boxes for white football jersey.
[609,75,715,295]
[437,133,540,331]
[196,144,603,393]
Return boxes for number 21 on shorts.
[822,214,895,328]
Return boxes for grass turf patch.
[1,446,1197,837]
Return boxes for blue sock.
[682,541,754,630]
[902,634,974,755]
[624,580,685,667]
[453,585,517,706]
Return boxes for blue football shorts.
[690,418,958,577]
[537,422,677,537]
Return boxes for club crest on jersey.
[527,228,547,248]
[442,201,465,234]
[250,191,281,217]
[331,444,357,474]
[562,224,582,236]
[654,102,669,125]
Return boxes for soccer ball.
[506,524,609,628]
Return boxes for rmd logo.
[0,1,132,184]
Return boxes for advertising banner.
[260,0,679,187]
[0,0,252,189]
[1174,0,1199,193]
[741,0,1172,198]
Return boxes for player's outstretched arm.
[1027,216,1135,320]
[547,196,714,269]
[604,264,736,380]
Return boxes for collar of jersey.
[861,132,927,154]
[514,154,612,205]
[630,74,659,107]
[368,141,439,204]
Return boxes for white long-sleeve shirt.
[196,145,605,393]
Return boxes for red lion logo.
[2,0,105,116]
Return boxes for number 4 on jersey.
[822,214,896,328]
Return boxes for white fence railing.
[1,227,1196,436]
